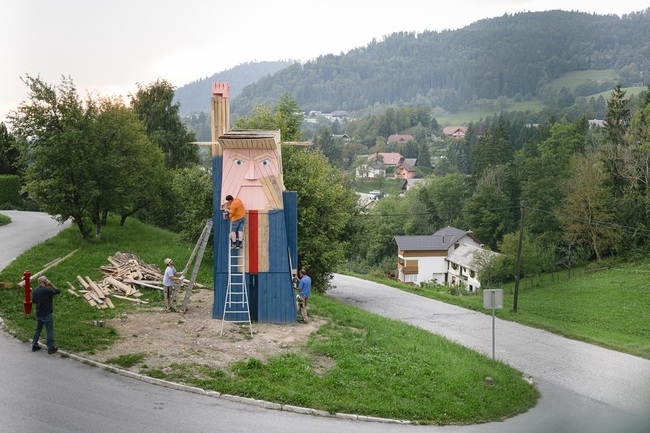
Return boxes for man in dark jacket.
[31,275,60,354]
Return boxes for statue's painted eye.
[234,159,244,166]
[259,159,270,166]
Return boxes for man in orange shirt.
[225,195,245,248]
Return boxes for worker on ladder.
[223,195,246,249]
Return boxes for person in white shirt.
[163,258,182,310]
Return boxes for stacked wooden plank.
[69,252,179,309]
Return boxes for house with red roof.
[387,134,414,144]
[442,126,468,139]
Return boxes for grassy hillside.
[0,215,212,353]
[436,99,546,126]
[0,214,538,424]
[547,69,619,89]
[436,69,645,126]
[364,263,650,359]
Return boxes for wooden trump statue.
[213,129,298,323]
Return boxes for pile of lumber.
[68,252,186,309]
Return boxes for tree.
[497,230,546,280]
[471,119,512,178]
[518,121,587,242]
[235,92,303,142]
[446,138,472,174]
[234,93,356,291]
[0,123,20,175]
[92,98,166,231]
[274,92,304,141]
[130,79,198,169]
[9,75,99,239]
[597,86,650,248]
[10,75,167,240]
[282,147,357,291]
[559,153,620,261]
[314,125,343,167]
[471,249,503,289]
[361,194,411,266]
[417,142,431,169]
[170,166,213,243]
[603,84,630,146]
[464,165,517,249]
[417,173,468,229]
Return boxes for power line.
[523,205,650,236]
[358,203,650,237]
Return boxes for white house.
[446,244,500,292]
[393,226,481,285]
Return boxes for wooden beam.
[18,247,82,287]
[112,295,148,304]
[104,276,134,295]
[123,279,163,291]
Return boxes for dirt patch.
[83,289,326,371]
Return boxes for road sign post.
[483,289,503,361]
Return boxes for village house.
[442,126,468,139]
[393,162,416,180]
[393,226,486,286]
[369,152,404,166]
[400,178,426,193]
[446,244,500,292]
[387,134,415,144]
[332,133,352,142]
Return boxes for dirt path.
[84,289,324,371]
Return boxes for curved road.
[1,211,649,432]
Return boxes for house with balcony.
[446,244,500,292]
[393,226,482,286]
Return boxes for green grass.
[106,353,147,368]
[0,213,10,226]
[148,294,539,424]
[0,215,213,353]
[436,70,646,126]
[355,264,650,359]
[0,213,538,425]
[354,177,404,195]
[547,69,618,89]
[590,86,647,100]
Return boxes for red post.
[24,270,32,315]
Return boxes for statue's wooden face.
[222,148,283,210]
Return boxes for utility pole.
[513,204,525,312]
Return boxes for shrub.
[0,175,20,209]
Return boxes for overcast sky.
[2,0,648,123]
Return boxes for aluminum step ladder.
[221,232,253,337]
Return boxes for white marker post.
[483,289,503,361]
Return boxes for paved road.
[329,274,650,432]
[2,211,649,432]
[0,210,71,271]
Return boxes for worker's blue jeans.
[32,313,55,350]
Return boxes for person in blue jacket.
[294,269,311,323]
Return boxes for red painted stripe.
[249,210,258,273]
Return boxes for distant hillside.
[173,60,295,115]
[225,9,649,118]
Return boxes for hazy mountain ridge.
[175,9,650,119]
[173,60,296,115]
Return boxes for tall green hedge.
[0,175,20,208]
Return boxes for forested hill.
[216,9,648,118]
[173,60,295,115]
